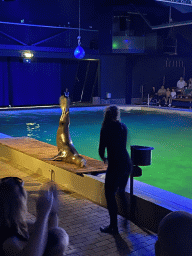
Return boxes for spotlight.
[21,51,33,63]
[22,51,33,58]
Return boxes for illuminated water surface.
[0,108,192,199]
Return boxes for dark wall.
[126,56,133,104]
[0,58,9,106]
[132,56,165,98]
[0,57,101,107]
[60,59,78,98]
[100,55,130,101]
[95,4,113,54]
[8,58,61,106]
[0,57,74,107]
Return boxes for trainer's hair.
[0,178,28,239]
[102,105,120,127]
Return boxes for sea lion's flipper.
[45,152,63,161]
[47,151,86,168]
[79,158,86,168]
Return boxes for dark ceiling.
[109,0,192,26]
[0,0,192,29]
[0,0,192,56]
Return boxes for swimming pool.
[0,107,192,199]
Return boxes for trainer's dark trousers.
[105,168,130,229]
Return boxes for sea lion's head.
[59,95,69,111]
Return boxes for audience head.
[0,177,28,237]
[155,211,192,256]
[172,89,175,92]
[167,88,170,91]
[161,86,165,89]
[103,105,120,125]
[180,77,183,81]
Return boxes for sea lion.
[51,95,86,168]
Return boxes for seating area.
[147,86,192,109]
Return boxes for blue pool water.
[0,107,192,199]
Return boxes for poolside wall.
[0,139,107,206]
[0,137,173,233]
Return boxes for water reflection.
[26,123,40,139]
[26,122,53,143]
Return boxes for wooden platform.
[0,137,106,174]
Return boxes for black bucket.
[131,145,154,166]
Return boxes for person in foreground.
[0,177,69,256]
[99,106,132,235]
[155,211,192,256]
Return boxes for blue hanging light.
[74,36,85,59]
[74,0,85,59]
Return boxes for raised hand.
[49,182,59,215]
[36,186,53,218]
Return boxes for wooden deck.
[0,137,106,174]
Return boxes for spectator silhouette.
[149,87,158,104]
[155,211,192,256]
[157,86,166,107]
[0,177,69,256]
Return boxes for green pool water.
[0,108,192,199]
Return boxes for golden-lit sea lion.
[51,95,86,168]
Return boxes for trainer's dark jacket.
[99,120,131,173]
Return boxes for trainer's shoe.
[100,225,119,235]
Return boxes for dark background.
[0,0,192,106]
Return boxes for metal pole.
[130,173,134,220]
[80,61,90,102]
[169,6,172,24]
[147,94,150,107]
